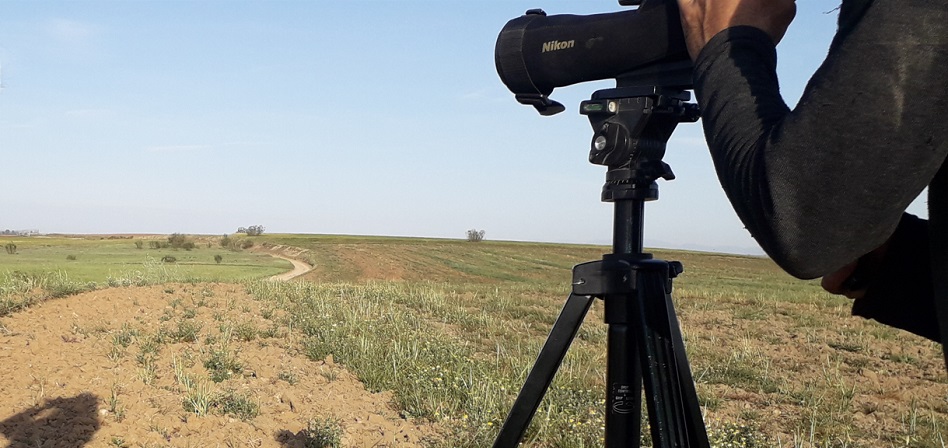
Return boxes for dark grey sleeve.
[692,2,948,279]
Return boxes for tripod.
[493,84,709,447]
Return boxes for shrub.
[134,241,144,249]
[168,233,195,250]
[210,389,259,420]
[4,243,16,254]
[204,347,242,383]
[66,255,77,261]
[214,254,223,264]
[220,235,232,248]
[300,417,343,448]
[169,320,202,343]
[161,256,177,263]
[233,321,257,342]
[278,370,298,385]
[168,233,187,247]
[466,229,486,242]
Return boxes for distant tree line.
[1,229,38,236]
[236,225,265,236]
[138,233,198,251]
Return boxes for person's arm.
[677,0,948,279]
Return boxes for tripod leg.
[664,290,711,447]
[635,264,710,448]
[493,293,595,448]
[605,314,643,447]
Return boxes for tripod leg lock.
[573,258,682,297]
[572,259,635,296]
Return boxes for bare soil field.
[0,283,438,447]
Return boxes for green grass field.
[0,235,290,284]
[2,233,946,447]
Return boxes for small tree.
[236,227,247,234]
[246,225,265,236]
[466,229,486,243]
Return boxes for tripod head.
[582,78,699,201]
[580,77,699,256]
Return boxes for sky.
[0,0,928,255]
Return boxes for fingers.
[676,0,709,60]
[821,261,864,298]
[676,0,797,60]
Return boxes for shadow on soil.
[0,393,101,447]
[275,429,312,447]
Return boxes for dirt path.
[268,255,313,281]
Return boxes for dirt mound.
[0,284,437,447]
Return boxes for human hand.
[675,0,797,60]
[821,260,865,299]
[821,243,890,300]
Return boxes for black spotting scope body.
[495,0,691,114]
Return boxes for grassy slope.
[253,234,947,447]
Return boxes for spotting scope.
[494,0,691,115]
